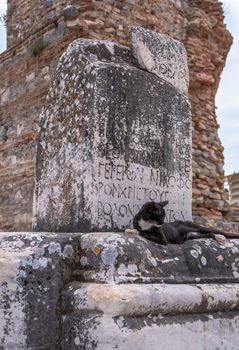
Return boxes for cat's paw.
[125,229,139,235]
[214,234,227,244]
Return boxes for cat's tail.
[185,221,239,239]
[204,227,239,239]
[220,231,239,239]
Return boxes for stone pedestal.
[1,231,239,349]
[33,30,191,233]
[62,283,239,350]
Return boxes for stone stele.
[33,31,192,233]
[129,26,189,95]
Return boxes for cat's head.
[139,201,168,224]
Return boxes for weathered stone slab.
[62,310,239,350]
[73,233,239,284]
[0,231,79,350]
[62,282,239,317]
[33,36,192,232]
[0,231,239,349]
[129,26,189,94]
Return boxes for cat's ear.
[147,201,156,209]
[158,201,168,208]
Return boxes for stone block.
[0,231,80,349]
[33,34,192,233]
[60,233,239,349]
[1,231,239,349]
[71,232,239,284]
[63,5,79,20]
[44,22,66,45]
[62,311,239,350]
[43,0,53,8]
[129,27,189,94]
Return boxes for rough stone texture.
[61,282,239,349]
[71,232,239,284]
[1,231,239,349]
[63,5,79,20]
[62,311,239,350]
[194,215,239,235]
[62,283,239,317]
[0,231,79,349]
[33,38,192,232]
[129,26,189,94]
[185,1,233,219]
[226,203,239,223]
[0,0,233,231]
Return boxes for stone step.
[0,231,239,349]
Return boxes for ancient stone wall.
[0,0,232,230]
[185,0,232,218]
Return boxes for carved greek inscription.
[93,182,170,202]
[93,159,191,225]
[148,42,185,81]
[158,63,175,79]
[149,169,191,189]
[98,162,145,183]
[96,161,191,190]
[91,62,191,228]
[97,201,186,223]
[98,201,141,218]
[159,44,177,62]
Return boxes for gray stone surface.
[129,26,189,94]
[43,0,53,8]
[0,125,7,142]
[194,216,239,234]
[62,282,239,317]
[63,5,79,19]
[33,36,192,233]
[0,231,79,349]
[0,231,239,349]
[61,234,239,349]
[62,310,239,350]
[72,232,239,284]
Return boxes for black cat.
[131,201,239,245]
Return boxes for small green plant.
[29,37,46,56]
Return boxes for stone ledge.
[76,232,239,284]
[61,280,239,349]
[62,311,239,350]
[62,282,239,317]
[0,231,239,349]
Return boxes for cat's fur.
[130,201,239,245]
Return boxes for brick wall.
[0,0,232,230]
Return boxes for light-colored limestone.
[130,27,189,94]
